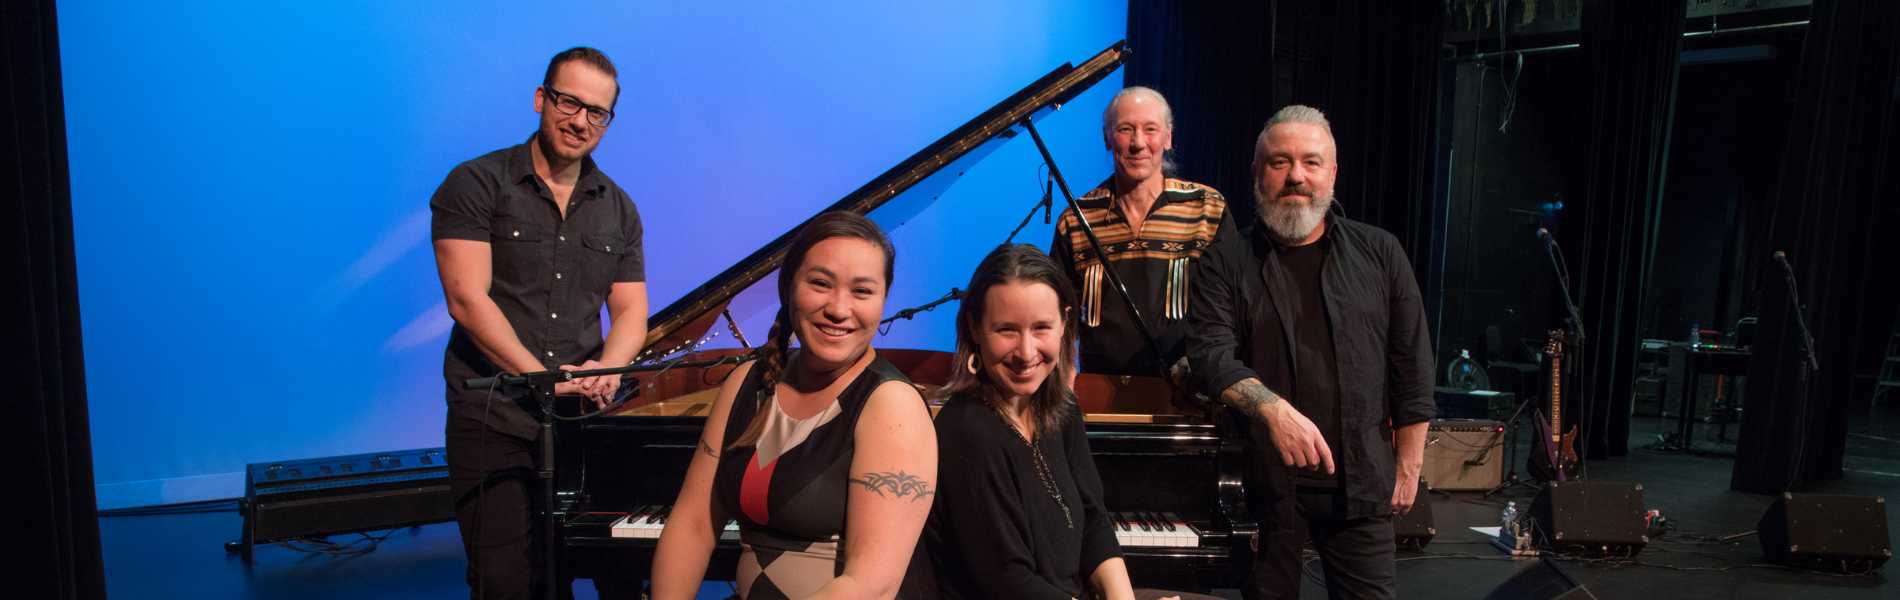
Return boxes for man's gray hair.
[1102,86,1175,130]
[1103,86,1178,175]
[1255,104,1335,163]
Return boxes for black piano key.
[1157,511,1178,531]
[1114,512,1132,531]
[1162,512,1188,534]
[1137,512,1154,532]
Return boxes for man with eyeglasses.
[430,46,648,600]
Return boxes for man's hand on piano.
[561,361,620,408]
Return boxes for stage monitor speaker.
[1424,419,1505,491]
[1481,558,1598,600]
[229,447,455,564]
[1527,481,1648,557]
[1757,492,1891,572]
[1394,477,1434,549]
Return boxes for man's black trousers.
[446,408,553,600]
[1244,486,1397,600]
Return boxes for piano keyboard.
[1112,511,1200,548]
[606,506,1194,547]
[609,505,739,540]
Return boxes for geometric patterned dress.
[712,355,935,599]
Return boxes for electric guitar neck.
[1544,330,1582,481]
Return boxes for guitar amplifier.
[1434,387,1516,420]
[1424,420,1505,491]
[229,447,456,563]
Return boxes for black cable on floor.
[273,530,397,556]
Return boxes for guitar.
[1527,330,1582,482]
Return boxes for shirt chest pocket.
[489,218,545,281]
[576,232,629,293]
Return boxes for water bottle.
[1501,501,1518,536]
[1689,324,1701,348]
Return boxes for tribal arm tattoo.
[1219,378,1284,419]
[698,439,721,459]
[848,471,937,502]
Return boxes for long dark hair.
[940,244,1078,436]
[727,211,896,450]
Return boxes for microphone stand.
[1777,255,1820,374]
[461,351,757,600]
[1020,118,1178,396]
[1776,252,1819,492]
[1483,396,1544,498]
[881,173,1048,336]
[1001,169,1056,246]
[880,288,966,334]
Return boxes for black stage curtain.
[1732,0,1900,494]
[1,0,109,598]
[1125,0,1442,273]
[1565,0,1686,461]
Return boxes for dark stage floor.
[102,406,1900,599]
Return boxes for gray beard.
[1254,184,1334,241]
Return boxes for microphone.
[1043,173,1054,224]
[1772,250,1790,270]
[1536,227,1556,246]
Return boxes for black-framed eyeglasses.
[543,84,614,128]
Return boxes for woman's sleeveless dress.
[712,354,935,599]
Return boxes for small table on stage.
[1663,344,1750,451]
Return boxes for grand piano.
[554,41,1257,591]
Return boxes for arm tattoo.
[1221,379,1282,418]
[848,471,936,502]
[698,439,721,459]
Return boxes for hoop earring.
[967,354,980,375]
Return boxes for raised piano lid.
[634,41,1130,360]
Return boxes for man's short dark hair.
[544,47,620,106]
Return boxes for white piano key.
[619,506,741,541]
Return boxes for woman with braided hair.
[650,211,938,600]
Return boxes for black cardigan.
[925,396,1121,600]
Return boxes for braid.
[727,305,792,450]
[722,210,894,450]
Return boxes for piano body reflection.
[556,42,1257,590]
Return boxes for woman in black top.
[926,245,1216,600]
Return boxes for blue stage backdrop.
[62,1,1127,508]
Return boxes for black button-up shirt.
[430,134,645,439]
[1187,215,1435,523]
